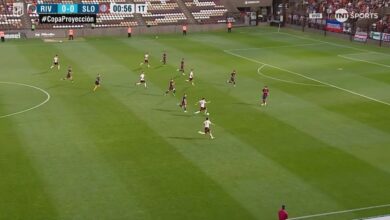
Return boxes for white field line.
[289,203,390,220]
[338,55,390,68]
[239,31,279,35]
[228,42,325,52]
[0,82,51,119]
[223,50,390,107]
[353,214,390,220]
[257,65,326,87]
[339,51,390,57]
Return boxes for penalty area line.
[289,203,390,220]
[338,55,390,68]
[0,81,51,119]
[223,50,390,107]
[257,66,326,87]
[227,42,326,52]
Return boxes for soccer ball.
[206,113,210,116]
[155,36,159,39]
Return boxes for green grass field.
[0,26,389,220]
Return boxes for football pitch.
[0,26,389,220]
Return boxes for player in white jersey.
[186,69,195,86]
[140,52,150,68]
[194,97,210,115]
[135,71,147,88]
[50,55,60,70]
[198,117,214,139]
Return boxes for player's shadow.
[154,65,164,70]
[153,108,176,112]
[45,83,66,90]
[171,113,192,117]
[111,84,133,89]
[232,102,258,106]
[80,91,93,97]
[206,82,227,86]
[168,136,206,140]
[33,70,49,75]
[142,93,162,97]
[132,67,143,71]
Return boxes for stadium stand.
[138,0,187,26]
[0,0,24,30]
[1,0,231,30]
[183,0,228,24]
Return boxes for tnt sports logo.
[335,8,379,23]
[335,8,349,22]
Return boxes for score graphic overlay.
[36,3,147,24]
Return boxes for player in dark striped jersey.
[161,51,167,65]
[261,86,269,106]
[165,79,176,96]
[179,94,188,112]
[93,74,101,92]
[62,66,73,82]
[227,70,236,87]
[178,58,185,75]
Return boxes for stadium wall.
[17,24,226,39]
[285,24,390,47]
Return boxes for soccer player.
[161,51,167,65]
[50,55,60,70]
[179,93,187,112]
[165,79,176,96]
[182,24,187,36]
[186,69,194,85]
[278,205,288,220]
[178,58,185,75]
[198,117,214,139]
[135,71,147,88]
[62,66,73,82]
[127,26,132,38]
[194,97,209,115]
[227,22,232,33]
[93,74,101,92]
[227,70,236,87]
[140,52,150,68]
[261,86,269,106]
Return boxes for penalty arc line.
[257,65,327,87]
[289,203,390,220]
[0,81,51,119]
[223,50,390,107]
[338,55,390,68]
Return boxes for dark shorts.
[263,94,268,99]
[140,80,146,83]
[95,81,100,86]
[230,77,235,82]
[189,77,193,81]
[54,62,59,65]
[169,86,175,91]
[181,101,186,106]
[144,60,149,63]
[200,107,206,111]
[204,127,210,133]
[67,73,71,78]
